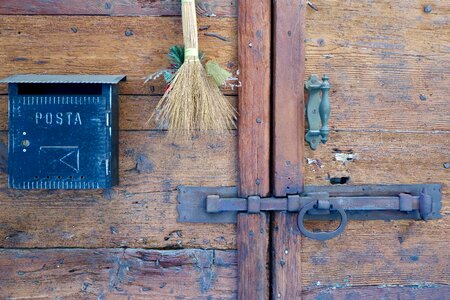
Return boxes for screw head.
[419,94,427,101]
[21,140,30,147]
[444,163,450,169]
[424,5,432,13]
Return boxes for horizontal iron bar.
[177,184,442,224]
[206,195,419,213]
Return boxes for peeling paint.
[334,153,358,164]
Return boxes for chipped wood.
[0,131,447,250]
[0,248,238,299]
[0,131,237,249]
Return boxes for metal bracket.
[305,74,330,150]
[177,184,442,240]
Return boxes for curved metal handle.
[305,74,331,150]
[319,75,330,144]
[297,200,347,241]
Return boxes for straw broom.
[153,0,236,136]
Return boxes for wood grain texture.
[0,95,235,131]
[0,16,238,96]
[272,2,306,298]
[0,131,447,251]
[300,217,450,289]
[0,1,447,297]
[0,93,446,132]
[0,248,238,299]
[301,131,450,291]
[237,213,269,300]
[0,131,237,249]
[304,0,450,132]
[0,0,237,17]
[0,6,448,130]
[237,0,271,197]
[271,212,303,300]
[304,131,450,192]
[303,285,450,300]
[272,0,306,197]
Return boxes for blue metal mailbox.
[0,74,126,189]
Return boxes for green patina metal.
[305,74,330,150]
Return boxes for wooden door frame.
[237,0,306,298]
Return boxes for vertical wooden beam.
[272,0,306,197]
[272,1,306,299]
[272,212,303,299]
[237,213,270,299]
[238,0,271,198]
[237,0,271,299]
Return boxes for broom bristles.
[154,60,237,136]
[151,0,236,136]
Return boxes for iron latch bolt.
[206,190,434,240]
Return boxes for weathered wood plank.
[271,212,303,300]
[0,16,238,96]
[303,285,450,300]
[300,216,450,289]
[0,95,235,131]
[0,93,447,132]
[237,213,270,300]
[305,0,450,132]
[0,131,237,249]
[0,0,237,17]
[0,248,238,299]
[304,131,450,214]
[304,131,450,191]
[236,0,271,298]
[237,0,271,197]
[0,131,447,250]
[272,0,306,197]
[272,1,306,298]
[302,130,450,290]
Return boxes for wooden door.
[0,1,449,299]
[237,0,449,298]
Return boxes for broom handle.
[182,0,199,61]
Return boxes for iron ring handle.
[297,201,348,241]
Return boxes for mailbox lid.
[0,74,126,84]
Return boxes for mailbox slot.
[18,83,103,95]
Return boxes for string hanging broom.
[151,0,236,135]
